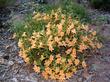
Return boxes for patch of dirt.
[87,24,110,82]
[84,1,110,82]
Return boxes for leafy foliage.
[34,0,90,23]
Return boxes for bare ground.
[0,1,110,82]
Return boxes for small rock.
[12,45,18,51]
[11,78,18,82]
[29,73,38,81]
[8,61,14,66]
[0,51,5,57]
[78,77,83,82]
[91,64,101,71]
[15,56,24,64]
[75,70,83,76]
[0,64,8,80]
[0,58,5,64]
[83,75,93,82]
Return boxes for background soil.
[0,0,110,82]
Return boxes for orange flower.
[73,38,77,43]
[43,15,49,20]
[50,73,56,79]
[56,54,61,58]
[61,19,65,25]
[55,67,60,74]
[74,59,80,66]
[65,72,73,79]
[82,61,87,68]
[44,60,51,67]
[22,32,27,37]
[19,50,30,63]
[32,31,40,38]
[54,13,58,19]
[65,38,69,44]
[47,40,54,52]
[38,42,43,48]
[68,41,74,47]
[59,70,65,80]
[66,48,72,54]
[61,14,65,19]
[72,68,77,72]
[79,43,88,52]
[49,45,54,52]
[59,32,64,37]
[70,23,74,28]
[18,39,23,48]
[55,74,60,80]
[66,23,74,34]
[49,55,54,61]
[82,25,88,31]
[68,59,73,65]
[59,70,64,75]
[71,48,76,58]
[42,71,49,80]
[81,36,88,42]
[66,38,76,47]
[58,41,66,46]
[56,57,62,64]
[45,67,52,74]
[71,28,76,34]
[46,22,51,28]
[33,65,40,73]
[19,50,23,57]
[12,33,16,39]
[96,43,102,49]
[62,41,67,46]
[24,57,30,63]
[30,40,36,49]
[59,74,65,80]
[57,24,63,33]
[54,36,61,43]
[58,42,62,46]
[48,35,53,41]
[92,31,96,36]
[66,28,71,35]
[89,41,95,48]
[40,55,45,61]
[46,28,51,36]
[56,54,62,64]
[33,13,41,19]
[19,50,25,57]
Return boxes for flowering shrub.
[17,8,102,80]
